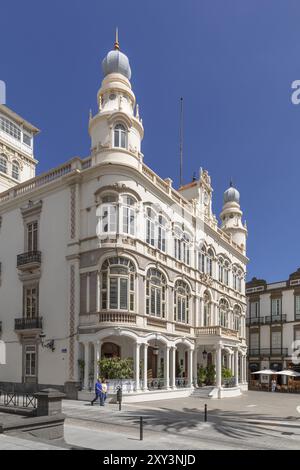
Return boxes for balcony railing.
[246,317,265,326]
[264,315,287,324]
[249,348,289,357]
[14,317,43,331]
[195,326,239,338]
[17,251,41,269]
[99,312,136,324]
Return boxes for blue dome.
[102,49,131,80]
[224,186,240,204]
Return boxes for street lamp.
[202,349,208,360]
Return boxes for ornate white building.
[0,36,248,400]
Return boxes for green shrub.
[99,357,134,379]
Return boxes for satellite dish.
[0,341,6,365]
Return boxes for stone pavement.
[0,433,66,450]
[62,391,300,450]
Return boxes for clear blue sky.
[1,0,299,282]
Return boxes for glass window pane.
[119,278,128,310]
[109,278,118,309]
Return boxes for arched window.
[174,280,190,323]
[121,195,136,235]
[158,214,167,252]
[219,298,229,328]
[232,267,237,290]
[145,207,156,247]
[203,291,211,326]
[199,246,206,273]
[114,123,127,148]
[101,257,135,311]
[0,154,7,174]
[146,268,167,318]
[207,248,213,276]
[233,305,242,332]
[224,260,230,286]
[174,229,191,265]
[100,194,117,234]
[12,160,20,180]
[218,257,224,283]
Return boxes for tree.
[205,364,216,385]
[197,366,207,386]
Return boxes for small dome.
[102,49,131,80]
[223,185,240,204]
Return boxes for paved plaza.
[0,391,299,450]
[62,391,300,450]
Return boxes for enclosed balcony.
[17,251,41,270]
[14,317,43,331]
[246,317,265,326]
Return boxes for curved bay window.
[12,160,20,180]
[101,257,135,311]
[146,268,167,318]
[122,195,135,235]
[203,291,211,326]
[174,280,190,323]
[114,123,127,149]
[219,298,229,328]
[0,154,7,174]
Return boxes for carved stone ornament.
[200,273,213,286]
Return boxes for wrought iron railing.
[17,251,41,267]
[249,348,288,357]
[246,317,265,326]
[264,315,287,324]
[0,391,37,408]
[15,317,43,330]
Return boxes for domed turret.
[101,29,131,80]
[223,183,240,204]
[220,180,247,252]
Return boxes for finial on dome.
[229,178,233,187]
[114,27,120,50]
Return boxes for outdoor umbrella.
[251,369,276,375]
[274,370,300,377]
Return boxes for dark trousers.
[91,393,100,404]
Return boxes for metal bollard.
[140,416,143,440]
[204,403,207,422]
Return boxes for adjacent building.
[0,36,248,399]
[246,268,300,382]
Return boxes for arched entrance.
[102,342,120,359]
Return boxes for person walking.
[101,379,107,406]
[91,377,102,405]
[271,378,277,392]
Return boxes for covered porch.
[78,327,195,399]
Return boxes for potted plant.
[205,364,216,385]
[222,367,233,387]
[197,366,207,387]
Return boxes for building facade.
[246,269,300,384]
[0,37,248,399]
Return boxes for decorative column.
[135,342,141,391]
[84,342,90,390]
[143,343,148,391]
[171,346,176,389]
[193,348,198,386]
[188,349,194,387]
[216,344,222,388]
[94,341,101,382]
[164,346,171,389]
[234,349,239,387]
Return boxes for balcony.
[264,315,287,324]
[246,317,265,326]
[17,251,41,270]
[14,317,43,331]
[195,326,239,339]
[249,348,289,357]
[99,312,136,324]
